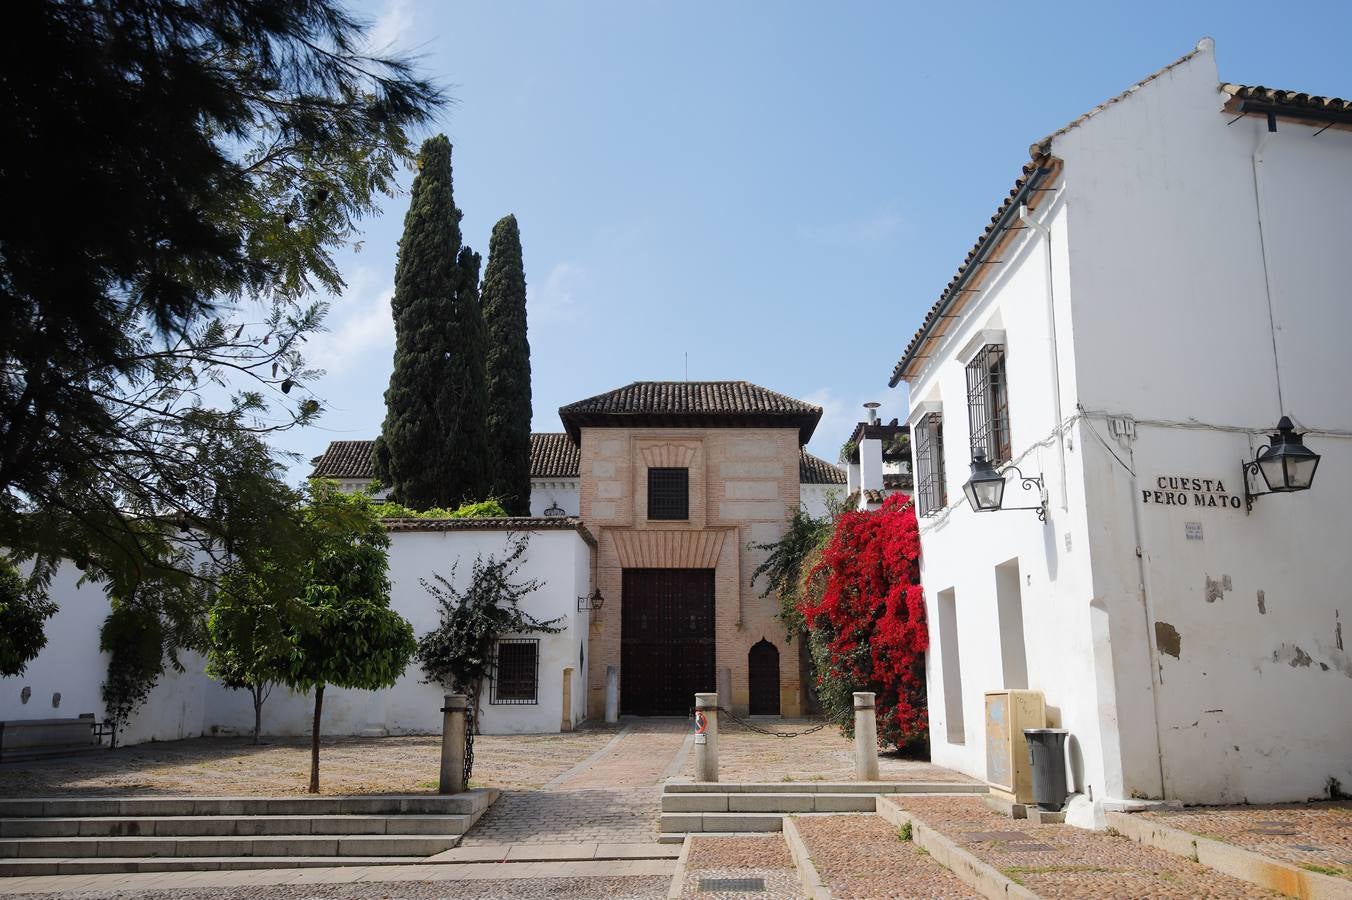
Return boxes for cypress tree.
[375,135,490,508]
[481,215,533,516]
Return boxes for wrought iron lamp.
[577,588,605,612]
[962,451,1047,521]
[1242,416,1320,512]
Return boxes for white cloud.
[529,261,582,322]
[305,268,395,375]
[366,0,414,52]
[800,210,905,247]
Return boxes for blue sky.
[280,0,1351,480]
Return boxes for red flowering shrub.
[800,493,928,749]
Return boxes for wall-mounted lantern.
[962,452,1047,521]
[1242,416,1321,513]
[577,588,605,613]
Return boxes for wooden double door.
[620,568,715,716]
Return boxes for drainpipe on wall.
[1020,204,1069,513]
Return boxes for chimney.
[864,401,880,425]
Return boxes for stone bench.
[0,715,107,762]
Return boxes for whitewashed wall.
[3,526,594,744]
[904,38,1352,816]
[207,526,593,737]
[799,484,843,520]
[528,479,580,517]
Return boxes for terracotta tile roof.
[312,432,838,484]
[800,449,846,485]
[308,440,376,479]
[889,40,1215,387]
[382,516,596,546]
[1220,83,1352,126]
[310,434,583,481]
[559,381,823,443]
[529,432,580,478]
[883,472,914,491]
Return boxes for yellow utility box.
[984,690,1046,805]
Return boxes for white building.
[3,391,845,741]
[891,39,1352,822]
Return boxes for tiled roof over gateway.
[559,381,823,443]
[310,433,843,485]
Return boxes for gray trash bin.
[1023,728,1069,811]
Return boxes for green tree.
[286,484,415,793]
[416,534,562,730]
[481,215,533,515]
[375,136,491,509]
[206,549,306,744]
[0,559,57,677]
[1,1,442,621]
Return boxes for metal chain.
[693,705,833,738]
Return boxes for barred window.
[966,345,1011,464]
[647,467,689,520]
[914,413,946,517]
[490,639,539,704]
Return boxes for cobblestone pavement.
[677,718,978,784]
[795,814,977,898]
[1140,801,1352,878]
[674,834,802,899]
[894,796,1281,898]
[0,728,624,797]
[462,719,690,845]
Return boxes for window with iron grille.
[490,639,539,704]
[914,413,946,517]
[966,344,1011,464]
[647,467,689,520]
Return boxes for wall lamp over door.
[1242,416,1320,513]
[962,452,1047,521]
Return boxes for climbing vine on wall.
[800,492,928,750]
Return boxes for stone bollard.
[853,692,880,781]
[439,693,468,795]
[605,666,620,723]
[694,692,720,783]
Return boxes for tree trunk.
[251,684,263,745]
[309,684,324,794]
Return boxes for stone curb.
[781,816,832,900]
[665,834,692,900]
[875,796,1038,900]
[1105,811,1351,900]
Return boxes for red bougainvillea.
[800,493,928,748]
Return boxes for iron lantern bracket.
[1241,451,1269,515]
[1004,465,1048,522]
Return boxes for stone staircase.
[0,790,497,876]
[658,781,987,842]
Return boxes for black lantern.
[962,452,1047,521]
[577,588,605,612]
[1242,416,1320,512]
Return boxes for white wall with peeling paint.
[902,38,1352,819]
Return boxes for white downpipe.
[1020,204,1069,511]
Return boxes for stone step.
[662,781,986,794]
[0,813,473,838]
[0,790,497,819]
[0,855,429,877]
[659,811,784,834]
[0,833,460,859]
[661,792,877,814]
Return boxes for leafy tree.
[375,136,491,509]
[481,215,533,516]
[751,509,832,640]
[206,550,306,744]
[285,484,415,793]
[416,534,563,729]
[0,559,57,677]
[1,1,442,620]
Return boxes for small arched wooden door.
[748,639,780,716]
